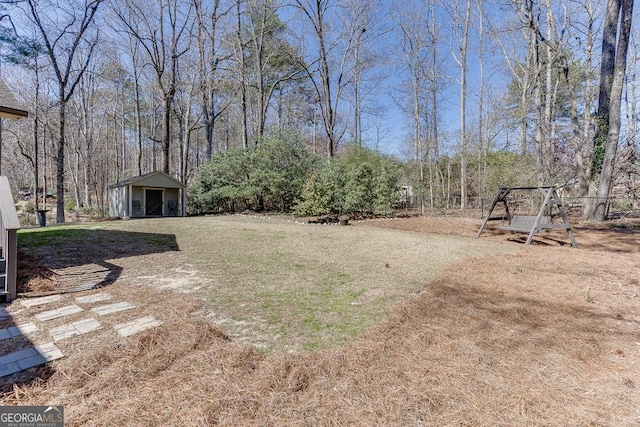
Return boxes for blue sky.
[284,0,514,159]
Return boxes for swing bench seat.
[501,215,551,233]
[477,186,578,248]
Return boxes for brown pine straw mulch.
[16,249,58,294]
[3,218,640,425]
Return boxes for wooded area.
[0,0,637,221]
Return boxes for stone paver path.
[35,305,84,322]
[50,318,102,341]
[0,323,38,341]
[114,316,162,337]
[76,293,111,304]
[0,293,164,378]
[20,295,63,308]
[91,302,136,316]
[0,343,64,377]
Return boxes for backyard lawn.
[1,214,638,426]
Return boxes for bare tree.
[448,0,472,209]
[622,32,638,199]
[491,1,536,156]
[234,0,250,148]
[293,0,353,158]
[571,0,598,208]
[394,0,429,212]
[339,0,386,145]
[475,0,488,198]
[128,35,145,175]
[4,0,105,222]
[112,0,194,175]
[173,50,201,183]
[193,0,233,158]
[244,0,305,141]
[74,53,100,210]
[0,28,45,209]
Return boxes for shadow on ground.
[479,224,639,252]
[366,214,640,253]
[17,228,180,295]
[0,228,180,393]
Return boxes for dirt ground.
[2,215,639,426]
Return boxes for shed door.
[145,189,163,216]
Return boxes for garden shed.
[108,171,186,219]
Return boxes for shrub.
[189,147,251,214]
[250,130,321,211]
[294,144,402,216]
[189,129,320,214]
[293,169,337,216]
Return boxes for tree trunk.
[295,0,338,159]
[318,19,335,159]
[590,0,620,183]
[580,0,596,202]
[56,99,66,223]
[590,0,633,220]
[162,96,171,174]
[458,0,471,210]
[132,45,143,176]
[520,41,533,156]
[33,62,40,211]
[533,27,545,184]
[430,4,441,204]
[544,0,554,181]
[236,0,249,148]
[477,0,485,198]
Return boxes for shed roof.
[0,76,28,119]
[108,171,186,189]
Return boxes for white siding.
[108,186,128,218]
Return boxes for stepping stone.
[50,318,102,341]
[35,305,83,322]
[0,323,38,341]
[0,343,64,377]
[66,283,98,293]
[76,293,112,304]
[20,295,63,308]
[114,316,162,337]
[0,307,10,321]
[91,302,136,316]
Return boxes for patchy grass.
[18,215,508,351]
[118,216,510,350]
